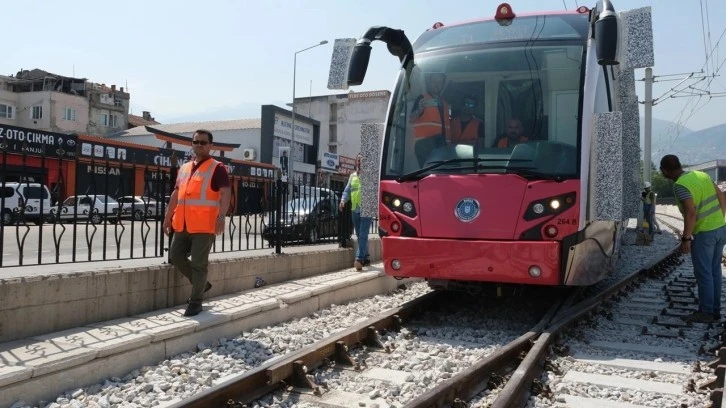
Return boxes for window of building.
[329,103,337,121]
[100,113,118,128]
[328,145,337,153]
[31,106,42,120]
[329,124,337,142]
[0,104,13,119]
[63,108,76,121]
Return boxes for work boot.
[363,258,371,266]
[354,260,363,271]
[184,302,203,317]
[682,311,715,324]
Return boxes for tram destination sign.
[0,124,77,159]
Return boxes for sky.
[2,0,726,135]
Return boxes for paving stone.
[93,316,197,343]
[278,289,314,304]
[0,339,97,377]
[0,363,32,387]
[33,324,153,358]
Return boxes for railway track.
[166,286,563,408]
[161,223,708,407]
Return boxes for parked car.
[117,196,163,221]
[50,195,123,224]
[0,182,53,225]
[262,195,342,245]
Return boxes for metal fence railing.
[0,146,377,268]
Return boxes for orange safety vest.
[172,158,222,234]
[412,93,450,139]
[450,117,483,145]
[497,135,529,148]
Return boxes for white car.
[0,182,53,225]
[117,196,163,221]
[50,195,123,224]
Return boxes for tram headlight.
[523,192,575,221]
[391,259,402,270]
[383,193,417,217]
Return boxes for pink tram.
[343,2,635,290]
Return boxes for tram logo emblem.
[454,198,480,222]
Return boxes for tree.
[651,172,673,197]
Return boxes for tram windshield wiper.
[396,160,563,183]
[505,166,566,182]
[397,158,512,182]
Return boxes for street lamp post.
[290,40,327,191]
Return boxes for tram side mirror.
[595,11,619,65]
[327,38,356,90]
[348,44,372,87]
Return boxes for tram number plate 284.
[556,218,577,225]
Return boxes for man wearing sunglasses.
[450,95,485,146]
[163,129,231,317]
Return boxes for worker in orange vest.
[494,118,529,148]
[163,129,232,317]
[450,95,485,146]
[410,72,450,165]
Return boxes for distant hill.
[637,117,726,166]
[641,118,725,166]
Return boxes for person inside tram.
[493,118,530,148]
[449,94,485,147]
[410,72,451,166]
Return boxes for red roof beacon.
[495,3,516,26]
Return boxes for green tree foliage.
[651,172,673,197]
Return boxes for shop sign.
[0,124,77,159]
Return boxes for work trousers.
[692,225,726,316]
[169,230,215,304]
[643,203,654,235]
[352,211,372,262]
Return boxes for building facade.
[291,90,390,159]
[0,69,130,136]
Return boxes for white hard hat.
[644,181,651,188]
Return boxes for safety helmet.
[644,181,651,189]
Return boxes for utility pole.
[643,68,653,184]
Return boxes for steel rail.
[401,290,579,408]
[490,245,682,407]
[166,290,442,408]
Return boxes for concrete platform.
[0,262,415,408]
[0,239,380,344]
